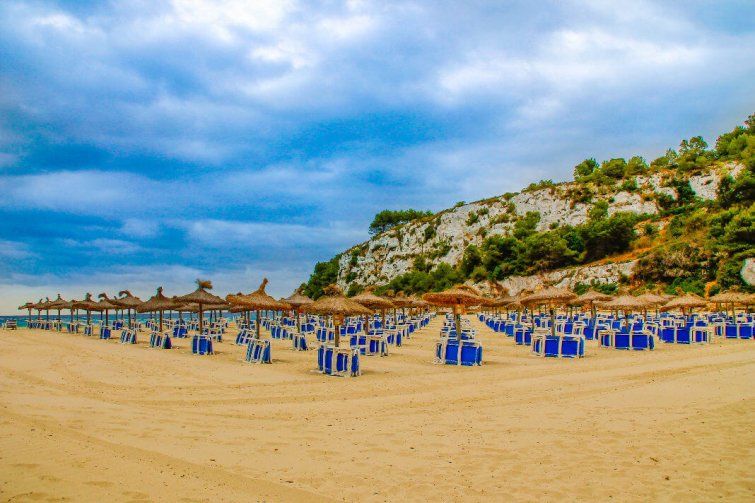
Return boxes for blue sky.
[1,0,754,312]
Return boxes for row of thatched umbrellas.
[17,281,752,346]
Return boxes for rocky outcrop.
[497,261,637,296]
[336,163,742,290]
[742,258,755,286]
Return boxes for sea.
[0,313,243,328]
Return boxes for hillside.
[303,115,755,298]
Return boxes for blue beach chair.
[245,339,272,363]
[191,335,214,355]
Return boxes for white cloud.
[0,240,35,260]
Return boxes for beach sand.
[0,316,753,502]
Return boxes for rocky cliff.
[334,162,745,294]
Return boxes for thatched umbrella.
[423,284,485,342]
[636,293,666,318]
[302,284,372,347]
[136,287,175,332]
[227,278,291,339]
[284,287,314,332]
[47,294,68,323]
[574,290,613,318]
[488,294,514,314]
[598,295,649,328]
[65,298,80,324]
[30,298,45,322]
[111,290,142,327]
[352,288,395,334]
[661,294,708,316]
[408,295,430,312]
[72,293,100,325]
[175,280,225,335]
[709,291,749,318]
[521,287,577,336]
[18,302,34,327]
[96,294,117,326]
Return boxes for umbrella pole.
[334,314,342,347]
[198,304,203,335]
[550,306,556,336]
[453,304,462,342]
[256,310,261,339]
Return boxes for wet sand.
[0,316,753,501]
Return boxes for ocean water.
[1,312,248,328]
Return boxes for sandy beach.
[1,317,753,502]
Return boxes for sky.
[0,0,754,313]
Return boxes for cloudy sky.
[0,0,753,312]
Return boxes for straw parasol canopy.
[175,280,224,332]
[136,287,174,313]
[71,293,99,324]
[598,295,648,310]
[284,287,314,308]
[228,278,291,338]
[599,295,650,326]
[408,295,430,309]
[423,284,485,307]
[302,284,372,347]
[73,293,100,311]
[574,290,613,317]
[18,301,35,325]
[520,287,577,335]
[489,294,515,308]
[636,293,666,306]
[96,293,117,325]
[352,288,395,310]
[709,290,750,317]
[283,287,314,332]
[352,288,395,334]
[424,284,485,341]
[137,287,175,331]
[661,293,707,314]
[35,297,52,321]
[47,294,68,322]
[112,290,143,309]
[111,290,143,326]
[521,287,577,307]
[234,278,291,311]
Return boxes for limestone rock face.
[335,164,741,291]
[742,258,755,286]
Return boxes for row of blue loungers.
[240,313,432,376]
[478,312,754,359]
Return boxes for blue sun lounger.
[350,334,388,356]
[513,326,532,345]
[532,333,584,358]
[292,332,308,351]
[235,328,256,345]
[659,325,710,344]
[723,323,753,339]
[99,326,111,339]
[149,331,172,349]
[600,328,654,350]
[191,335,213,355]
[317,344,360,377]
[435,339,483,366]
[120,328,137,344]
[245,339,271,363]
[83,324,94,336]
[172,325,188,338]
